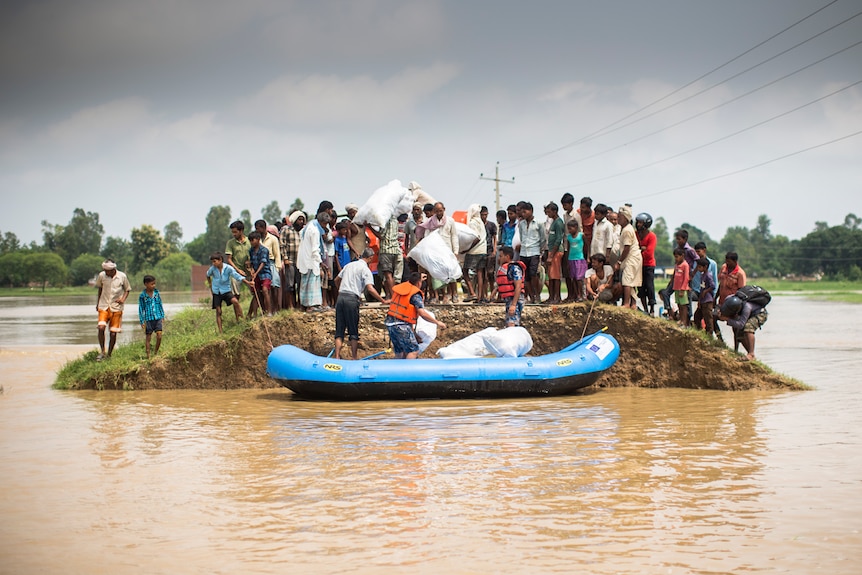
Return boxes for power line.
[515,128,862,199]
[504,0,847,168]
[536,78,862,189]
[520,41,862,178]
[479,162,515,212]
[624,129,862,202]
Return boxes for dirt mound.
[116,302,802,392]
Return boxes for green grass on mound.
[54,306,266,390]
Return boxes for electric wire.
[520,40,862,178]
[623,129,862,202]
[533,78,862,190]
[503,0,849,168]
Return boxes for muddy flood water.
[1,295,860,574]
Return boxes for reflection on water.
[0,296,861,574]
[0,292,201,346]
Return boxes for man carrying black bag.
[716,287,770,362]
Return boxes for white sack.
[415,311,438,355]
[354,180,413,228]
[437,327,497,359]
[482,326,533,358]
[454,221,480,254]
[408,231,463,283]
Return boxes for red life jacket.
[496,261,526,299]
[387,282,422,324]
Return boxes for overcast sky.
[2,0,860,246]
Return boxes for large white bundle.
[437,327,497,359]
[482,326,533,358]
[407,230,462,283]
[454,221,480,254]
[415,311,438,355]
[354,180,413,228]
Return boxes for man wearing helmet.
[635,212,656,316]
[716,295,767,361]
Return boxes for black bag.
[736,285,771,307]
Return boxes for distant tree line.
[650,212,862,280]
[0,198,304,290]
[0,203,858,290]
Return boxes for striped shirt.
[248,245,272,280]
[138,289,165,323]
[280,225,301,262]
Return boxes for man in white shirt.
[590,204,614,261]
[333,248,387,359]
[516,202,546,303]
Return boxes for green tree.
[53,208,104,263]
[0,252,27,287]
[262,201,282,224]
[0,231,20,254]
[750,214,772,245]
[41,220,60,253]
[652,216,673,268]
[101,236,133,271]
[719,225,756,272]
[185,205,232,264]
[795,224,862,278]
[152,252,196,291]
[239,209,252,232]
[678,222,714,249]
[69,253,105,286]
[130,225,170,274]
[844,213,861,231]
[288,197,305,214]
[164,221,184,253]
[24,252,68,291]
[760,234,794,277]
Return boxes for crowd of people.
[91,183,766,362]
[212,185,766,357]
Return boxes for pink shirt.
[673,261,690,291]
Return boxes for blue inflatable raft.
[266,330,620,401]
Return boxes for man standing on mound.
[333,249,387,360]
[95,259,131,361]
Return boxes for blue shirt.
[566,232,584,261]
[501,221,516,247]
[248,244,272,280]
[335,235,351,269]
[691,256,719,300]
[138,288,165,323]
[207,263,245,295]
[504,262,526,302]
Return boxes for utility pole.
[480,162,515,212]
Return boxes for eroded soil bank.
[72,302,804,391]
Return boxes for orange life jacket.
[387,282,422,324]
[365,228,379,273]
[496,261,526,299]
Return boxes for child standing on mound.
[138,275,165,359]
[206,252,248,333]
[564,219,586,302]
[496,246,526,327]
[693,257,716,337]
[672,247,691,327]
